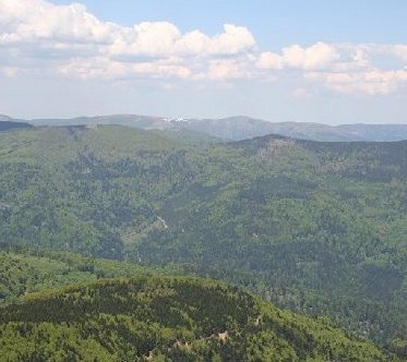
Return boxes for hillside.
[0,276,392,361]
[0,248,181,305]
[0,125,406,355]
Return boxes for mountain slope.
[0,126,406,355]
[0,276,392,361]
[0,248,181,305]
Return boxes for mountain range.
[0,124,406,358]
[3,113,407,142]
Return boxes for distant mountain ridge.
[0,115,32,132]
[19,113,407,142]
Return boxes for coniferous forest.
[0,275,394,361]
[0,125,406,359]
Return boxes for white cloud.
[206,24,256,55]
[306,69,407,95]
[257,52,283,70]
[0,0,257,81]
[203,58,254,81]
[58,56,193,80]
[174,24,256,57]
[283,42,339,70]
[107,23,255,59]
[173,30,210,55]
[390,44,407,61]
[0,0,116,44]
[257,42,339,70]
[255,42,407,95]
[0,0,407,95]
[108,22,182,58]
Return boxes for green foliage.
[0,276,392,361]
[0,248,181,305]
[0,126,406,356]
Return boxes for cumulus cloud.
[0,0,116,44]
[306,69,407,95]
[107,23,255,59]
[257,42,339,70]
[257,52,283,70]
[0,0,406,95]
[0,0,256,81]
[108,22,182,58]
[199,57,255,81]
[206,24,256,56]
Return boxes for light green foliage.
[0,276,392,361]
[0,249,180,305]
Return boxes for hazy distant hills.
[337,123,407,142]
[30,114,166,129]
[0,115,32,132]
[24,114,407,142]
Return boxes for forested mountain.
[0,275,393,361]
[0,125,406,356]
[9,113,407,141]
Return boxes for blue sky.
[1,0,407,124]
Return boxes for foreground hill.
[0,125,406,355]
[0,276,391,361]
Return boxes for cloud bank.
[1,0,407,96]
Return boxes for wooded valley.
[0,125,406,359]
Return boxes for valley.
[0,123,406,358]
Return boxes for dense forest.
[0,248,183,305]
[0,125,406,357]
[0,275,393,361]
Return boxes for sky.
[1,0,407,124]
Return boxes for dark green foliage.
[0,277,392,361]
[0,126,406,355]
